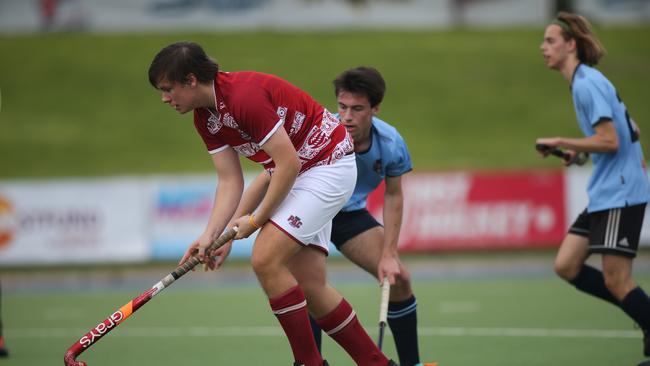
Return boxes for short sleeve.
[574,80,613,126]
[384,133,413,177]
[193,109,228,154]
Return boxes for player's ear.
[567,38,577,54]
[372,103,380,115]
[186,73,198,88]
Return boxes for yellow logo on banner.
[0,196,16,248]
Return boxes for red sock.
[316,299,388,366]
[269,286,322,366]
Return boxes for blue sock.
[387,296,420,366]
[569,265,620,306]
[621,287,650,330]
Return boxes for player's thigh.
[554,233,590,278]
[251,223,303,271]
[340,226,385,279]
[288,246,328,292]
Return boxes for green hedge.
[1,27,648,178]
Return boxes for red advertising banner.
[367,170,565,251]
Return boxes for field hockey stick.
[377,276,390,350]
[535,143,570,161]
[63,227,238,366]
[535,143,589,166]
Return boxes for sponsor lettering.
[79,310,125,348]
[367,172,566,250]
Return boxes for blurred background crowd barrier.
[0,0,649,33]
[2,168,650,266]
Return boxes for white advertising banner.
[0,178,149,265]
[149,174,259,260]
[1,167,648,266]
[148,173,341,260]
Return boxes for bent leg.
[603,254,650,356]
[554,233,590,280]
[290,248,333,355]
[555,234,619,305]
[289,248,389,365]
[252,224,322,366]
[340,227,419,366]
[340,226,413,300]
[603,255,650,328]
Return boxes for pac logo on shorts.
[287,215,303,229]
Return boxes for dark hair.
[148,41,219,88]
[333,66,386,107]
[554,12,605,66]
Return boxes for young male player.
[310,66,421,366]
[150,41,394,366]
[537,12,650,361]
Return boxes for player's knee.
[251,252,276,278]
[554,259,579,281]
[394,268,412,289]
[602,270,628,297]
[391,270,413,298]
[298,276,326,299]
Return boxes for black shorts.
[568,203,646,258]
[331,209,382,250]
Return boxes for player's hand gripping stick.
[535,143,588,166]
[377,277,391,350]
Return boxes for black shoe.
[387,361,399,366]
[637,360,650,366]
[293,361,329,366]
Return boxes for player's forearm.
[204,175,244,238]
[547,121,619,154]
[556,135,618,153]
[254,161,300,224]
[382,192,404,256]
[232,171,270,220]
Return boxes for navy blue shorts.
[568,203,646,258]
[331,209,382,250]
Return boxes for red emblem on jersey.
[287,215,303,228]
[307,130,328,149]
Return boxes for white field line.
[7,326,640,339]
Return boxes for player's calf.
[315,299,389,365]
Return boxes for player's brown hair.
[333,66,386,108]
[554,12,606,66]
[148,41,219,87]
